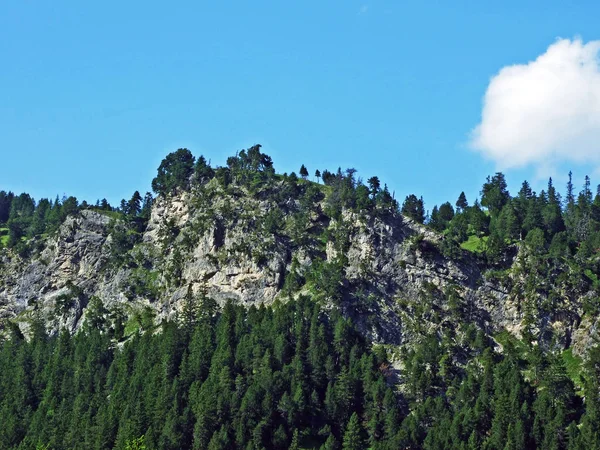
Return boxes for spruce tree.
[299,165,309,180]
[128,191,142,216]
[456,191,468,212]
[342,412,365,450]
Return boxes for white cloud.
[359,5,369,14]
[470,38,600,171]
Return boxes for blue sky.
[2,1,600,211]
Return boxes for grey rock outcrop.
[0,186,595,357]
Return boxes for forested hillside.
[2,294,600,449]
[1,145,600,449]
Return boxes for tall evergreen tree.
[299,165,309,180]
[481,172,510,217]
[456,191,468,212]
[128,191,142,217]
[342,412,365,450]
[0,190,14,223]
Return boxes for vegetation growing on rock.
[1,145,600,448]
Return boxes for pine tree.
[547,178,559,204]
[194,155,214,183]
[402,194,425,223]
[320,434,338,450]
[367,176,381,197]
[181,284,198,335]
[128,191,143,217]
[0,190,14,224]
[456,191,468,212]
[481,172,510,217]
[429,205,443,231]
[152,148,196,196]
[299,165,309,180]
[342,412,365,450]
[140,192,154,219]
[289,428,300,450]
[566,171,575,208]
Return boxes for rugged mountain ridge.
[1,176,596,356]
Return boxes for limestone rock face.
[0,210,112,330]
[0,187,595,356]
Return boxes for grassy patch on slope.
[461,235,487,253]
[91,209,125,221]
[0,228,9,247]
[562,348,584,390]
[494,329,527,355]
[123,317,141,337]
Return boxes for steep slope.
[0,174,595,355]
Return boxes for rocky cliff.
[0,178,596,356]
